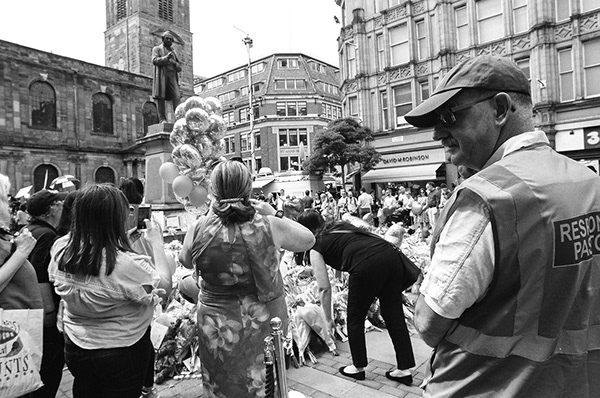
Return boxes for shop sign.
[377,148,446,168]
[584,126,600,150]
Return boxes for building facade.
[335,0,600,189]
[0,0,193,194]
[194,53,343,178]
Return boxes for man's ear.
[493,93,512,124]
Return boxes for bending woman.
[48,184,173,398]
[179,160,315,398]
[297,209,415,385]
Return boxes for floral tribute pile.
[151,223,431,384]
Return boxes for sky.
[0,0,342,78]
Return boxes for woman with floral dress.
[179,160,315,398]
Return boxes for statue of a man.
[152,31,182,123]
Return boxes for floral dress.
[190,212,286,398]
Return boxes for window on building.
[322,103,342,120]
[239,106,260,122]
[311,63,325,73]
[455,6,471,50]
[582,0,600,12]
[390,23,409,66]
[224,136,236,154]
[95,167,116,184]
[279,130,288,147]
[222,111,234,125]
[381,91,389,130]
[116,0,127,20]
[92,93,113,135]
[349,96,359,116]
[142,102,159,135]
[217,91,237,103]
[276,101,307,117]
[228,69,246,83]
[255,157,262,170]
[274,79,306,90]
[393,84,412,126]
[278,128,307,148]
[347,43,357,78]
[477,0,503,43]
[419,81,430,103]
[30,81,57,129]
[515,58,532,96]
[33,164,58,192]
[376,34,386,71]
[556,0,571,20]
[158,0,173,22]
[241,133,249,152]
[253,82,262,93]
[558,48,575,101]
[240,86,250,97]
[513,0,528,34]
[431,13,440,56]
[416,20,428,60]
[277,58,298,68]
[584,39,600,97]
[251,63,265,75]
[280,156,301,171]
[320,82,338,94]
[206,78,224,90]
[255,132,261,149]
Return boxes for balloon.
[172,175,194,197]
[178,144,203,169]
[174,103,187,121]
[411,202,423,215]
[158,162,180,184]
[189,184,209,208]
[195,135,213,159]
[204,97,222,115]
[185,108,210,132]
[206,114,227,140]
[184,96,210,113]
[170,119,190,147]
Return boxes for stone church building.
[0,0,194,193]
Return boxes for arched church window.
[92,93,114,135]
[95,167,116,184]
[33,164,59,192]
[142,102,159,135]
[30,81,57,128]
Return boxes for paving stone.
[341,384,398,398]
[380,383,409,397]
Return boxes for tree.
[303,118,381,186]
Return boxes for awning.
[362,163,443,183]
[252,178,275,189]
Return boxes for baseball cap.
[27,189,68,217]
[404,55,531,128]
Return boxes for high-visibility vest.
[427,143,600,395]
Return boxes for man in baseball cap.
[411,55,600,397]
[26,189,68,396]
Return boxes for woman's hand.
[12,228,36,257]
[142,219,164,246]
[250,199,276,216]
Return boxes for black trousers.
[31,326,64,398]
[346,249,416,370]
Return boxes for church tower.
[104,0,193,95]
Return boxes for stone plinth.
[136,123,179,206]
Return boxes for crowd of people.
[2,54,600,398]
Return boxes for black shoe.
[339,366,365,381]
[385,371,413,386]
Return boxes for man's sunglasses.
[436,93,515,128]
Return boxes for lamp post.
[242,34,256,174]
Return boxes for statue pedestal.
[137,123,196,235]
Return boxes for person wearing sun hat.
[410,55,600,397]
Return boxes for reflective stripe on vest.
[431,144,600,362]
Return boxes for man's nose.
[432,126,448,142]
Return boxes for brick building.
[335,0,600,190]
[0,0,193,194]
[194,53,343,176]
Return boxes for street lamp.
[241,33,256,174]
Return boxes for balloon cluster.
[158,96,226,214]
